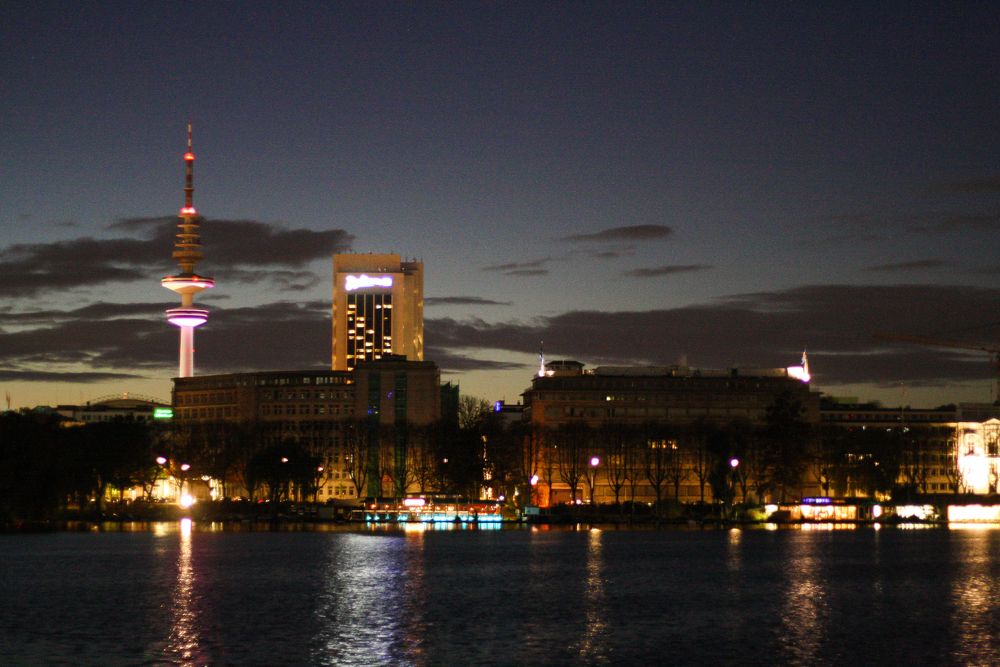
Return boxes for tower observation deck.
[161,123,214,378]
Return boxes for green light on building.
[153,407,174,420]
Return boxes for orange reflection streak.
[780,535,826,665]
[950,529,1000,664]
[401,527,428,662]
[167,518,200,663]
[578,528,606,661]
[726,528,742,573]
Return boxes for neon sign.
[345,274,393,291]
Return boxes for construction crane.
[874,332,1000,401]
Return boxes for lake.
[1,522,998,665]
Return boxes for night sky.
[2,2,999,409]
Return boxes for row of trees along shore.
[1,391,966,523]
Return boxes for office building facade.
[332,253,423,371]
[172,360,441,500]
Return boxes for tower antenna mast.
[161,123,215,377]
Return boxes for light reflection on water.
[578,528,607,662]
[780,532,826,665]
[2,522,1000,665]
[950,528,1000,664]
[726,526,742,574]
[312,533,419,665]
[165,517,201,664]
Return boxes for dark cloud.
[623,265,712,278]
[0,300,332,380]
[424,347,529,373]
[866,260,945,272]
[0,370,142,382]
[425,297,513,306]
[0,218,352,297]
[590,248,636,260]
[821,230,890,244]
[8,285,998,390]
[226,269,320,291]
[0,301,164,325]
[426,284,1000,388]
[482,258,551,272]
[916,214,1000,233]
[506,269,549,277]
[931,176,1000,194]
[561,225,673,243]
[111,217,354,267]
[0,237,156,296]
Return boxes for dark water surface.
[2,522,999,666]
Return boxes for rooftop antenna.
[538,341,546,377]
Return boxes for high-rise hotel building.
[332,253,423,371]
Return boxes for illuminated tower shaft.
[161,124,214,378]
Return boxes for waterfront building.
[171,359,441,500]
[53,394,171,425]
[353,357,442,497]
[955,419,1000,494]
[331,253,423,371]
[522,360,821,506]
[818,401,1000,497]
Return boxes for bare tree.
[343,418,374,498]
[408,424,439,493]
[458,396,492,431]
[686,420,712,503]
[555,423,588,504]
[665,438,689,501]
[599,422,631,507]
[381,422,418,500]
[641,422,673,514]
[539,428,559,507]
[520,424,544,506]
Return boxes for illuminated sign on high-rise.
[345,274,394,291]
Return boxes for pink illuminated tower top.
[162,123,215,377]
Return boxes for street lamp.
[728,458,740,519]
[587,456,601,506]
[178,463,194,509]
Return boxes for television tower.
[161,123,214,377]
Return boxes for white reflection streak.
[951,530,999,664]
[317,535,406,666]
[579,528,606,661]
[780,534,824,665]
[167,518,200,663]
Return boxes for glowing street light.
[728,458,740,518]
[586,456,601,506]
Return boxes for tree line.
[0,391,967,523]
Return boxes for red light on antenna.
[184,152,195,161]
[180,206,197,215]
